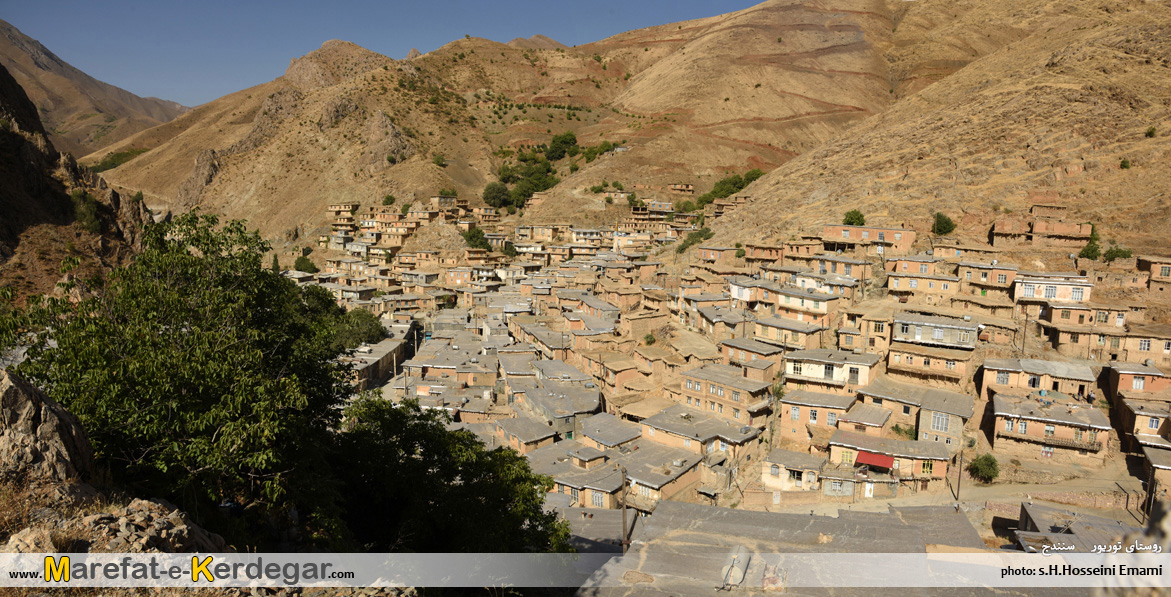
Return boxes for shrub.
[462,227,492,251]
[735,248,746,258]
[382,194,396,206]
[932,212,956,236]
[69,190,101,234]
[90,148,149,173]
[643,333,656,346]
[1079,240,1101,260]
[432,154,447,168]
[967,454,999,484]
[1120,158,1131,169]
[294,255,318,273]
[1146,126,1157,138]
[1103,244,1132,263]
[843,209,865,226]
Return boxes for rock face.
[0,370,94,483]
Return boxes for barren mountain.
[0,19,187,157]
[85,0,1171,256]
[711,0,1171,257]
[0,63,150,302]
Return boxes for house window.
[592,493,604,507]
[909,279,918,289]
[1044,425,1055,437]
[1097,311,1109,323]
[717,387,725,397]
[649,427,656,436]
[923,358,932,367]
[1028,375,1041,388]
[996,371,1010,384]
[710,402,716,411]
[831,480,843,491]
[894,233,902,240]
[922,461,933,475]
[862,231,870,239]
[1061,310,1071,320]
[943,283,949,290]
[1140,339,1152,352]
[845,265,853,275]
[931,412,949,433]
[1042,446,1054,458]
[1018,420,1028,434]
[733,409,740,419]
[686,380,693,390]
[842,230,850,239]
[684,438,692,448]
[792,362,803,376]
[1005,419,1014,432]
[946,360,956,370]
[841,451,854,465]
[571,488,579,502]
[1135,376,1146,390]
[1071,287,1084,301]
[903,405,912,415]
[732,391,741,402]
[1074,429,1083,442]
[810,410,818,424]
[874,322,885,333]
[827,412,837,426]
[718,404,724,414]
[1022,284,1035,298]
[891,278,900,289]
[845,335,854,346]
[771,464,780,476]
[997,274,1007,284]
[709,384,717,394]
[1165,341,1171,353]
[791,406,800,421]
[1044,286,1057,299]
[966,271,973,280]
[1163,266,1171,277]
[638,484,653,498]
[933,328,945,340]
[686,397,692,405]
[919,264,929,274]
[901,324,911,335]
[1150,417,1161,430]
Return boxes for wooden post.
[620,465,629,554]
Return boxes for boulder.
[0,370,94,482]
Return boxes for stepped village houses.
[293,194,1171,520]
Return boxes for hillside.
[0,63,150,302]
[94,0,980,244]
[85,0,1171,255]
[0,19,187,157]
[710,0,1171,257]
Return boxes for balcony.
[996,430,1102,452]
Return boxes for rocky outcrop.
[174,148,220,209]
[405,48,422,60]
[0,370,94,483]
[231,88,305,154]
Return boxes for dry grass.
[0,474,36,545]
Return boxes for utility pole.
[619,465,629,554]
[956,448,964,501]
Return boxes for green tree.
[7,214,350,541]
[294,255,319,273]
[643,333,656,346]
[967,454,999,484]
[432,154,447,168]
[462,227,492,251]
[331,308,386,352]
[502,241,518,258]
[70,189,101,234]
[271,253,281,273]
[1079,240,1101,260]
[1103,244,1133,263]
[735,248,746,259]
[482,182,511,208]
[333,398,571,552]
[932,212,957,236]
[1120,158,1131,169]
[843,209,865,226]
[382,194,396,206]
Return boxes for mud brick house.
[821,224,916,256]
[753,316,826,350]
[886,271,961,305]
[679,364,773,427]
[1138,255,1171,295]
[1012,272,1093,319]
[980,358,1097,401]
[577,412,642,451]
[784,349,881,396]
[856,375,974,453]
[956,261,1018,300]
[640,404,761,460]
[827,429,950,493]
[761,449,826,493]
[495,416,557,454]
[991,393,1110,464]
[719,337,785,371]
[777,389,857,447]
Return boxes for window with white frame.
[1135,376,1146,390]
[810,409,818,424]
[1044,285,1057,299]
[1022,284,1035,298]
[770,464,780,476]
[959,332,971,343]
[792,362,803,376]
[1071,287,1084,301]
[827,412,837,426]
[931,412,949,433]
[909,279,918,289]
[1028,375,1040,388]
[1150,417,1161,430]
[933,328,945,340]
[998,274,1007,284]
[1140,339,1152,352]
[592,492,604,507]
[1018,420,1028,434]
[891,278,900,289]
[1005,419,1013,432]
[732,391,740,402]
[791,406,800,421]
[996,371,1010,384]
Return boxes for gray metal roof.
[982,358,1096,382]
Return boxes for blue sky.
[4,0,758,107]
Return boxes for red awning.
[855,451,895,469]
